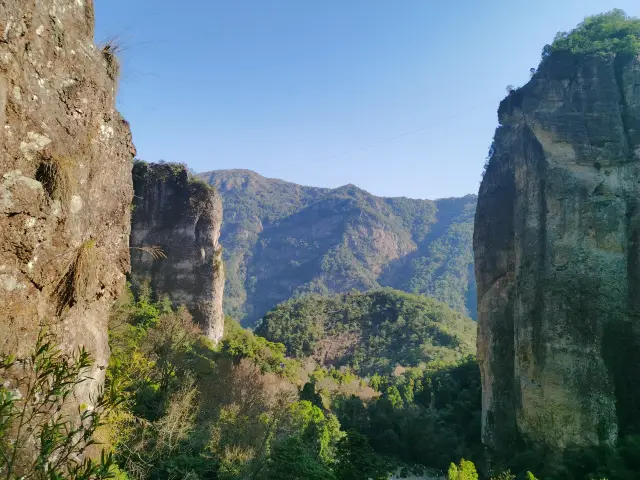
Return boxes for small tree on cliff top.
[546,9,640,57]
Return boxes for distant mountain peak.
[199,169,478,325]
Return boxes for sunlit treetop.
[542,9,640,59]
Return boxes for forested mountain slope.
[257,288,477,376]
[199,169,477,325]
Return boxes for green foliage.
[107,290,217,477]
[334,431,390,480]
[260,436,336,480]
[105,286,640,480]
[448,459,478,480]
[285,400,344,464]
[336,357,482,471]
[221,317,295,376]
[545,9,640,58]
[106,287,352,480]
[0,332,116,480]
[258,288,476,376]
[200,170,477,323]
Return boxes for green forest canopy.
[257,288,476,376]
[546,9,640,57]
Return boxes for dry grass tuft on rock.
[99,36,123,81]
[130,245,167,260]
[55,239,99,316]
[35,156,73,204]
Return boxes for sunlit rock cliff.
[475,47,640,455]
[0,0,135,401]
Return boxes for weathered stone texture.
[0,0,135,399]
[475,53,640,455]
[130,162,225,343]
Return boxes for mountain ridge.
[202,168,476,202]
[199,168,477,325]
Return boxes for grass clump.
[35,156,73,204]
[99,36,123,81]
[55,239,99,316]
[130,245,167,260]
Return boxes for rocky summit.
[475,43,640,454]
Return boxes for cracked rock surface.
[474,52,640,455]
[0,0,135,403]
[130,162,225,344]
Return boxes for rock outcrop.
[131,162,225,343]
[0,0,135,399]
[475,52,640,455]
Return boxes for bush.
[546,9,640,58]
[0,331,115,479]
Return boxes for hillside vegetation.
[99,287,484,479]
[545,9,640,57]
[200,169,476,325]
[257,289,476,376]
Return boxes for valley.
[202,169,477,324]
[1,3,640,480]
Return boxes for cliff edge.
[475,11,640,456]
[0,0,135,400]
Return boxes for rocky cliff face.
[475,52,640,455]
[201,169,476,325]
[0,0,135,399]
[131,162,225,343]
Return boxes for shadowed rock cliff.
[0,0,135,400]
[475,46,640,455]
[131,162,225,343]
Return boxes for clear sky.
[95,1,640,199]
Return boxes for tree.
[547,9,640,57]
[334,431,390,480]
[300,382,323,409]
[448,459,478,480]
[261,436,335,480]
[286,401,344,463]
[0,332,115,480]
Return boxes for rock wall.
[131,162,225,343]
[474,52,640,455]
[0,0,135,399]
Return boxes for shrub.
[0,331,115,479]
[447,458,478,480]
[546,9,640,58]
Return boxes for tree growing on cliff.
[0,332,115,480]
[548,9,640,57]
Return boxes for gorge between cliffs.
[1,3,640,480]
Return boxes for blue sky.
[95,1,640,199]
